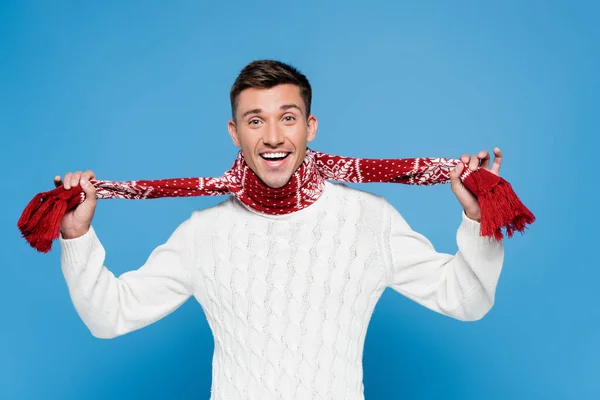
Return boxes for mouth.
[259,151,291,168]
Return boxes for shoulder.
[325,181,413,228]
[191,196,236,219]
[323,182,400,231]
[324,181,392,211]
[173,197,237,235]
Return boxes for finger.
[70,171,82,188]
[63,172,73,189]
[460,153,470,164]
[491,147,502,174]
[82,169,96,182]
[479,150,491,169]
[469,155,479,171]
[54,175,62,188]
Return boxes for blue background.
[1,1,598,399]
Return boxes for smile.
[260,152,290,161]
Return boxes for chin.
[262,176,292,189]
[259,171,294,189]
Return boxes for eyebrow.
[280,104,303,114]
[241,108,262,119]
[241,104,304,119]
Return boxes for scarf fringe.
[18,186,83,253]
[463,170,535,241]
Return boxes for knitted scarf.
[18,149,535,253]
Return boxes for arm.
[381,201,504,321]
[59,215,196,338]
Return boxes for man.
[55,60,504,400]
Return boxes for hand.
[53,170,98,239]
[449,148,502,222]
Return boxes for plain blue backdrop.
[1,1,598,399]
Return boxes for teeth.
[261,152,288,159]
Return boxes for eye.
[248,118,261,125]
[283,115,296,122]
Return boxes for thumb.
[80,178,97,208]
[449,162,464,189]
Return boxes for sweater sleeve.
[382,200,504,321]
[59,215,196,338]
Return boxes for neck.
[227,149,326,215]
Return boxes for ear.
[306,114,318,143]
[227,119,241,147]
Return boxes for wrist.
[61,226,90,240]
[464,209,481,222]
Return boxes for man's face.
[228,84,318,188]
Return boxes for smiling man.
[55,60,504,400]
[228,84,317,189]
[227,67,318,190]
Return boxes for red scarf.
[18,149,535,253]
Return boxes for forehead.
[236,84,304,113]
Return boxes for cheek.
[288,124,309,140]
[237,130,258,148]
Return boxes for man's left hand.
[449,147,502,222]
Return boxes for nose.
[263,123,285,147]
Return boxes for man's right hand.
[54,170,98,239]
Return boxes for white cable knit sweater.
[60,181,504,400]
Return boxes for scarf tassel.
[18,186,83,253]
[462,169,535,241]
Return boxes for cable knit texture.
[60,181,504,400]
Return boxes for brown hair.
[230,60,312,120]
